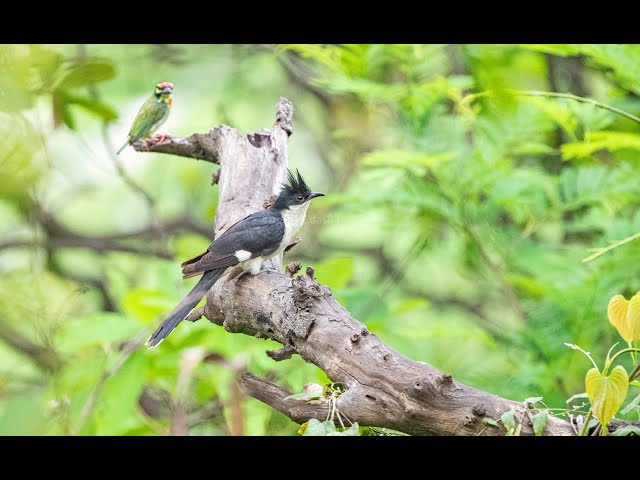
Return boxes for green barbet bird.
[117,81,174,154]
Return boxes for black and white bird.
[146,169,325,348]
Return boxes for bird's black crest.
[281,169,311,197]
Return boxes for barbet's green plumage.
[117,81,173,154]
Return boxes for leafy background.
[1,44,640,435]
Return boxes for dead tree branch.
[132,132,222,163]
[0,214,211,259]
[137,97,638,436]
[0,317,63,373]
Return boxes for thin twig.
[462,89,640,126]
[101,125,158,214]
[59,270,117,312]
[171,347,207,436]
[516,90,640,125]
[38,214,211,242]
[228,369,246,436]
[582,231,640,263]
[0,214,211,258]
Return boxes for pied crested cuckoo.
[146,169,324,348]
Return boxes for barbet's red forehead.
[157,81,174,89]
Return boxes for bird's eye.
[297,194,304,202]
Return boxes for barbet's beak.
[161,87,173,94]
[309,192,325,200]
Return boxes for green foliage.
[62,93,118,122]
[55,312,139,352]
[585,365,629,432]
[620,391,640,415]
[500,409,517,435]
[0,46,118,133]
[521,44,640,94]
[361,150,455,173]
[300,419,359,436]
[0,113,43,204]
[293,44,640,417]
[123,288,177,324]
[567,337,639,435]
[532,409,549,436]
[4,43,640,436]
[562,131,640,160]
[611,425,640,436]
[482,417,499,427]
[92,352,148,435]
[312,257,354,291]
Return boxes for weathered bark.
[139,97,637,436]
[205,266,578,435]
[132,132,222,163]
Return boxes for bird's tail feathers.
[146,269,223,348]
[116,140,129,155]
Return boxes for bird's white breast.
[279,202,310,253]
[236,202,311,276]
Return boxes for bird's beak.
[309,192,325,200]
[161,87,173,94]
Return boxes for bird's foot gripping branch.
[138,97,638,436]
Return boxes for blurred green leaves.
[500,409,518,436]
[532,409,549,436]
[528,45,640,95]
[56,61,115,89]
[362,150,455,174]
[300,418,359,436]
[0,45,61,112]
[52,60,118,128]
[55,93,118,128]
[92,352,148,435]
[295,43,640,413]
[0,45,119,212]
[562,131,640,160]
[312,257,354,290]
[55,312,139,352]
[0,113,42,204]
[5,43,640,437]
[123,288,176,324]
[0,45,117,131]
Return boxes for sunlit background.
[1,44,640,435]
